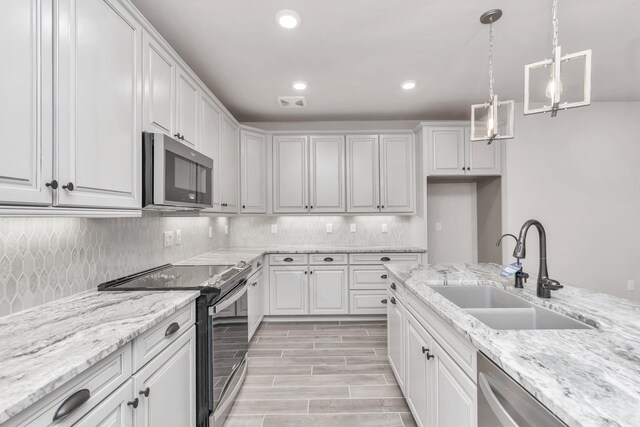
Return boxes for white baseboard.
[263,315,386,322]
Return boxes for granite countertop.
[384,263,640,427]
[0,290,199,423]
[176,245,427,266]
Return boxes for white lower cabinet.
[387,294,405,391]
[248,267,265,339]
[309,266,348,315]
[73,380,134,427]
[269,266,309,315]
[405,312,432,427]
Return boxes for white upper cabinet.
[346,135,380,212]
[273,135,309,214]
[240,130,267,213]
[220,115,239,213]
[55,0,142,209]
[309,135,346,213]
[428,126,501,176]
[0,0,53,206]
[142,31,175,136]
[199,93,222,211]
[175,67,199,147]
[380,134,415,213]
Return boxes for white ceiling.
[131,0,640,122]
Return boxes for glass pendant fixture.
[471,9,515,144]
[524,0,592,116]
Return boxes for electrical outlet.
[208,226,213,238]
[175,230,182,245]
[224,224,229,235]
[436,222,443,232]
[628,280,636,291]
[271,224,278,234]
[163,231,174,247]
[381,223,388,233]
[326,223,333,233]
[350,223,357,233]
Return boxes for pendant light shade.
[524,0,592,116]
[470,9,515,144]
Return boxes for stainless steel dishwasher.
[477,352,566,427]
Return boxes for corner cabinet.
[427,126,501,177]
[240,130,267,214]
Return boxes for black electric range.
[98,262,253,427]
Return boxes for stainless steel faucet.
[513,219,563,298]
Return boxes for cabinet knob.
[381,299,388,304]
[390,282,396,290]
[305,205,308,209]
[221,203,228,207]
[174,133,181,139]
[139,387,150,397]
[242,205,246,209]
[127,398,139,409]
[422,346,435,359]
[390,297,396,304]
[45,180,59,190]
[310,206,313,209]
[377,205,380,209]
[310,270,313,275]
[62,182,74,191]
[381,205,385,209]
[304,270,307,275]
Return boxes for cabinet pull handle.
[381,299,388,304]
[283,257,293,262]
[381,257,391,262]
[46,180,59,190]
[221,202,228,207]
[52,389,90,421]
[382,274,388,280]
[139,387,150,397]
[251,281,257,287]
[165,322,180,337]
[390,283,396,290]
[174,133,180,139]
[422,347,435,360]
[62,182,75,191]
[324,257,334,262]
[390,297,396,304]
[127,398,139,409]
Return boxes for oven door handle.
[211,280,248,313]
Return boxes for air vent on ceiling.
[278,96,306,108]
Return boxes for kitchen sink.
[430,286,592,330]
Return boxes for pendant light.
[524,0,592,116]
[471,9,515,144]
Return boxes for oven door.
[209,282,249,427]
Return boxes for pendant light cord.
[488,21,494,100]
[552,0,559,53]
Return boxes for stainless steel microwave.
[142,132,213,210]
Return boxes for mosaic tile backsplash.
[0,215,229,317]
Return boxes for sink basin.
[430,285,592,330]
[430,285,532,309]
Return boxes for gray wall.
[0,215,230,316]
[503,102,640,301]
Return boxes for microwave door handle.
[478,373,519,427]
[212,281,248,313]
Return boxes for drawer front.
[269,254,309,265]
[348,252,421,265]
[349,290,388,315]
[8,344,132,427]
[404,290,477,380]
[349,265,388,290]
[309,253,348,265]
[132,303,195,371]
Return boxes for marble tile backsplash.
[0,215,229,317]
[230,215,424,247]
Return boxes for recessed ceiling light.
[401,80,417,90]
[276,10,301,29]
[292,81,308,91]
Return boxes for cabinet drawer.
[349,265,388,290]
[309,253,348,265]
[7,344,132,427]
[349,291,388,315]
[349,253,421,265]
[269,254,308,265]
[132,303,195,371]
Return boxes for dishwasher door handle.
[478,373,519,427]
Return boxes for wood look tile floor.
[224,321,417,427]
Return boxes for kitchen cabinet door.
[309,135,345,213]
[142,31,174,136]
[380,134,415,213]
[405,313,433,427]
[133,327,196,427]
[387,294,405,391]
[199,94,222,211]
[427,127,466,176]
[0,0,53,206]
[273,135,309,214]
[175,67,198,148]
[467,128,502,176]
[240,130,267,213]
[220,115,239,213]
[56,0,141,209]
[432,340,477,427]
[309,266,348,315]
[73,380,134,427]
[346,135,380,212]
[248,269,265,339]
[269,266,309,315]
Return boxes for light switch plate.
[163,231,174,247]
[175,230,182,245]
[224,225,229,235]
[271,224,278,234]
[628,280,636,291]
[208,226,213,238]
[436,222,443,232]
[381,223,388,233]
[350,223,357,233]
[326,223,333,233]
